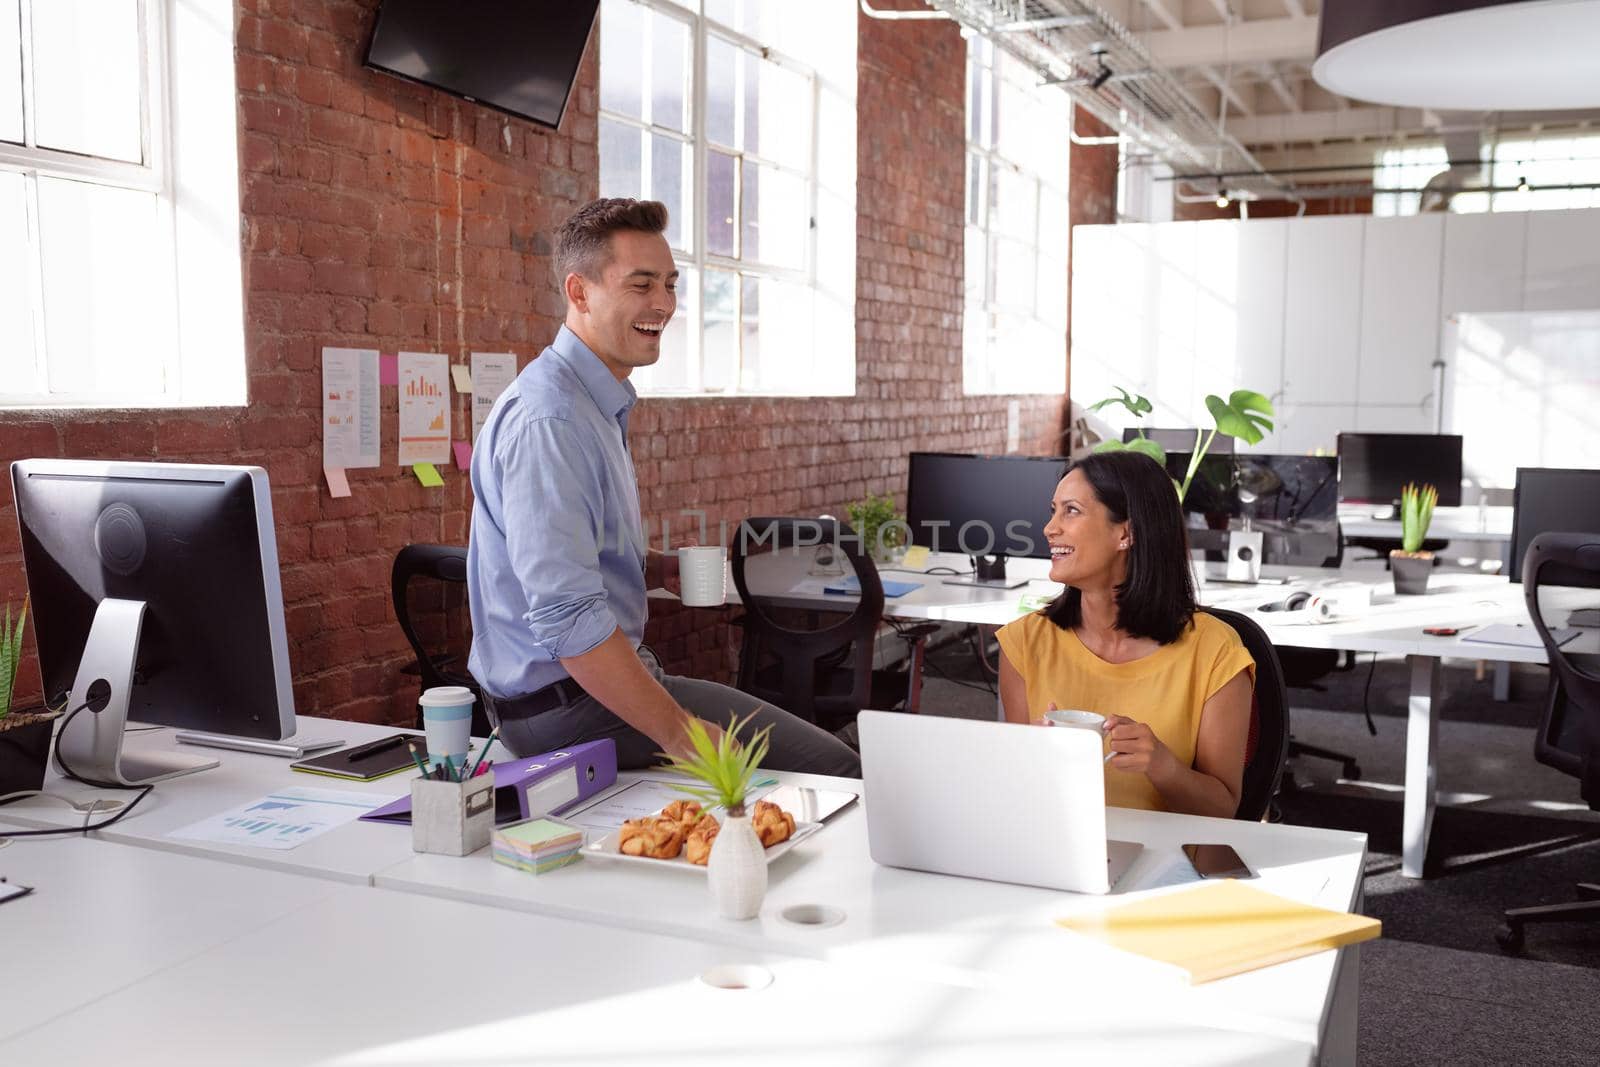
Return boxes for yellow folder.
[1057,879,1380,984]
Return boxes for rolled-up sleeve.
[498,416,620,660]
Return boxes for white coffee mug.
[678,546,727,607]
[1044,708,1106,731]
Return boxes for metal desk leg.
[1402,655,1442,878]
[1493,661,1511,702]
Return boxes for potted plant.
[846,492,907,563]
[660,714,774,920]
[1088,386,1275,504]
[0,598,61,802]
[1391,483,1438,595]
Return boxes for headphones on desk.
[1257,590,1334,623]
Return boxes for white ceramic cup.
[418,685,474,772]
[1044,708,1106,731]
[678,546,728,607]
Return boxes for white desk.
[0,848,1318,1066]
[0,719,443,883]
[1337,505,1513,548]
[0,835,343,1041]
[372,769,1367,1064]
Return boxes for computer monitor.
[905,452,1069,585]
[1123,427,1235,455]
[11,460,297,785]
[1233,454,1339,524]
[1509,467,1600,586]
[1164,451,1237,518]
[1336,433,1463,507]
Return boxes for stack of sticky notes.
[491,818,584,875]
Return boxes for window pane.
[650,12,689,133]
[37,176,169,397]
[964,223,984,305]
[752,58,809,170]
[599,0,644,120]
[32,0,143,163]
[599,118,642,199]
[966,152,984,227]
[739,274,759,389]
[992,166,1036,239]
[707,150,735,256]
[991,236,1035,313]
[0,169,36,394]
[741,160,806,270]
[0,0,20,144]
[650,134,688,251]
[702,268,738,392]
[706,35,737,147]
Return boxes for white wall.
[1070,207,1600,483]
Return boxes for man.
[467,197,861,775]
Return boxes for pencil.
[406,741,430,778]
[466,727,499,780]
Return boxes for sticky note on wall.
[413,463,444,487]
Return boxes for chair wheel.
[1495,924,1525,953]
[1341,761,1361,781]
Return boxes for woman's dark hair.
[1042,450,1196,644]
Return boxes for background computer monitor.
[1509,467,1600,586]
[11,460,297,784]
[1233,454,1340,524]
[905,452,1069,560]
[1123,427,1235,454]
[1337,432,1463,507]
[1163,451,1237,518]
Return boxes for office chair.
[1202,608,1290,822]
[1496,531,1600,953]
[730,517,936,733]
[391,543,492,737]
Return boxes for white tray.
[582,817,822,873]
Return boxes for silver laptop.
[858,711,1142,895]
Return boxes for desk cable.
[0,695,156,840]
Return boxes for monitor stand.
[54,598,219,786]
[943,554,1027,590]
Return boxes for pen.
[347,734,407,761]
[406,741,430,778]
[465,727,499,780]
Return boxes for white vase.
[707,812,767,920]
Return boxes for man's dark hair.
[1042,450,1196,644]
[554,197,669,283]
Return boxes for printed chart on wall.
[398,351,451,465]
[471,351,517,441]
[321,347,380,469]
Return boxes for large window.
[0,0,243,409]
[963,37,1070,395]
[598,0,856,396]
[1374,132,1600,216]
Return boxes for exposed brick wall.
[1,0,1108,723]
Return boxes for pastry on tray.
[618,815,685,859]
[684,815,722,866]
[659,799,704,830]
[750,800,795,848]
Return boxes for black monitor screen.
[1233,454,1339,524]
[1337,433,1463,507]
[906,453,1070,559]
[1510,467,1600,585]
[365,1,600,130]
[1165,452,1237,518]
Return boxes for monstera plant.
[1089,387,1275,504]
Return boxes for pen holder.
[411,770,495,857]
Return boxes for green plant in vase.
[0,596,62,799]
[846,492,907,562]
[1,598,28,722]
[1391,483,1438,595]
[659,714,776,920]
[1087,386,1275,504]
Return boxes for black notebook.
[290,734,428,781]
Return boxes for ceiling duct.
[919,0,1289,198]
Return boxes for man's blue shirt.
[467,325,645,698]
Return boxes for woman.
[997,451,1254,817]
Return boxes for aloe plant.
[1089,387,1275,504]
[0,598,27,721]
[1400,483,1439,554]
[658,713,773,818]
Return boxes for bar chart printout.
[168,788,383,851]
[398,351,450,464]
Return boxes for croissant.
[660,799,704,829]
[750,800,795,848]
[684,815,721,866]
[618,816,685,859]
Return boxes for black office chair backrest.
[391,543,490,735]
[1523,532,1600,809]
[1201,607,1290,822]
[729,517,884,725]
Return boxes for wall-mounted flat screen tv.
[365,1,600,130]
